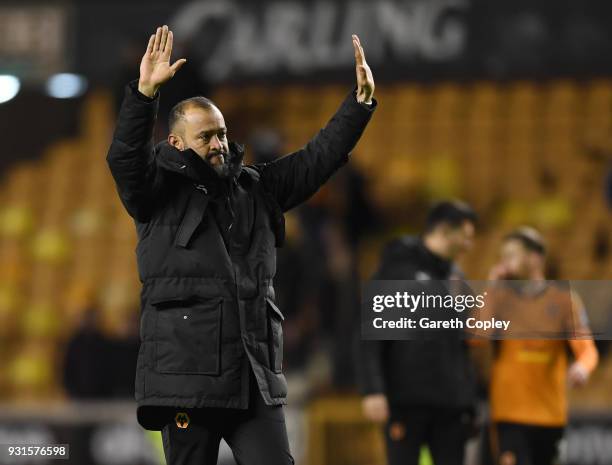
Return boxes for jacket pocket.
[154,297,222,375]
[266,296,284,373]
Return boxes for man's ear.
[168,133,185,151]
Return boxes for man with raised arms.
[107,24,376,465]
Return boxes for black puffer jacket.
[358,236,476,409]
[106,80,376,430]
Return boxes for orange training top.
[473,284,598,426]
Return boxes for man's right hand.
[361,393,389,423]
[138,25,187,98]
[488,263,509,281]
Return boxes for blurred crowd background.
[1,1,612,464]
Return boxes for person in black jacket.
[359,200,477,465]
[106,25,376,465]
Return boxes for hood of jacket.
[154,140,246,199]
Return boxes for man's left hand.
[352,34,375,105]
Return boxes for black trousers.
[384,406,471,465]
[160,367,295,465]
[492,422,563,465]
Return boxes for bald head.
[168,96,218,135]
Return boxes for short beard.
[210,142,245,179]
[211,161,238,178]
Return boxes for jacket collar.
[154,140,246,198]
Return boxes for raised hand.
[352,34,375,104]
[488,263,509,281]
[138,25,187,98]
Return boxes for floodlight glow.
[46,73,88,98]
[0,75,21,104]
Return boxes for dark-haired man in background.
[106,25,376,465]
[358,200,478,465]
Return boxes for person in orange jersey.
[473,227,598,465]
